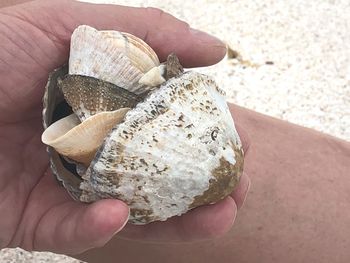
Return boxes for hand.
[0,0,250,255]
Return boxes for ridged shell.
[69,25,159,95]
[42,66,82,200]
[80,71,244,224]
[59,75,141,121]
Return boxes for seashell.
[42,25,244,224]
[69,25,159,95]
[80,71,243,224]
[138,64,166,87]
[41,108,129,166]
[138,53,184,87]
[58,74,141,121]
[43,66,82,200]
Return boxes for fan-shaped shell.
[80,71,243,224]
[69,25,159,95]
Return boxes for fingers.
[34,199,129,254]
[0,0,33,8]
[230,172,250,209]
[119,196,237,242]
[26,174,130,254]
[3,0,226,69]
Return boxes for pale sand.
[1,0,349,262]
[81,0,350,141]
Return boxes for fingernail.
[113,206,130,236]
[189,28,226,48]
[240,176,251,209]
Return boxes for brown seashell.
[59,74,141,121]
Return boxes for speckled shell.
[79,71,244,224]
[58,74,141,121]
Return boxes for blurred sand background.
[1,0,349,262]
[84,0,350,141]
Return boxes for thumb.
[34,199,129,254]
[1,0,226,69]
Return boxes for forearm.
[79,104,350,263]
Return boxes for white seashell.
[69,25,160,94]
[101,31,159,73]
[42,108,130,166]
[80,71,243,224]
[138,64,166,87]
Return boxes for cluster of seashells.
[41,25,244,224]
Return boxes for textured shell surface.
[59,74,140,121]
[80,71,243,224]
[69,25,159,95]
[42,66,82,200]
[42,25,244,225]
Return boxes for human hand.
[0,0,250,254]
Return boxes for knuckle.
[144,7,166,20]
[144,7,190,31]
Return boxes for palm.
[0,0,249,255]
[0,7,111,253]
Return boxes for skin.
[0,0,250,255]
